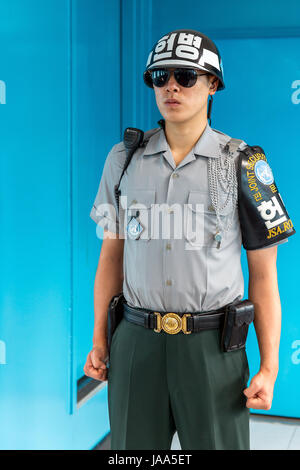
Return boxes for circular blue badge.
[254,160,274,185]
[127,217,143,240]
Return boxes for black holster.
[107,292,125,358]
[221,299,255,352]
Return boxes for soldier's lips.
[165,101,181,107]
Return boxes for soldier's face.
[153,68,218,124]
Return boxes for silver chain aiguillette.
[207,144,238,248]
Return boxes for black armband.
[238,145,296,250]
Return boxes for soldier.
[84,29,296,450]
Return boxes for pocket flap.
[187,191,232,216]
[187,191,206,213]
[233,302,255,326]
[122,189,155,209]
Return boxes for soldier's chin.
[162,111,186,123]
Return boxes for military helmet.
[143,29,225,91]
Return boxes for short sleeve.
[89,143,126,236]
[238,145,296,250]
[252,237,288,250]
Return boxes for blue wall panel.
[72,0,121,449]
[215,37,300,418]
[0,0,120,449]
[72,0,121,389]
[0,0,73,450]
[151,0,300,38]
[121,0,153,130]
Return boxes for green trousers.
[107,316,250,450]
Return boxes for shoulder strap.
[225,137,244,181]
[142,127,162,145]
[226,137,244,156]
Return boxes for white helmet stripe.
[148,60,210,71]
[198,49,220,71]
[146,51,153,67]
[153,51,173,61]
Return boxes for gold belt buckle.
[154,312,191,334]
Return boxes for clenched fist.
[83,343,109,382]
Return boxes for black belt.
[123,302,225,335]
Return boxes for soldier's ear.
[211,78,218,89]
[209,77,219,93]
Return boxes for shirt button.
[166,279,172,286]
[166,243,171,250]
[172,173,179,178]
[167,208,174,214]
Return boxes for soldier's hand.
[83,343,109,382]
[243,369,277,410]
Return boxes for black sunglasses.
[150,68,208,88]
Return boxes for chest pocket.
[185,191,234,248]
[120,189,155,241]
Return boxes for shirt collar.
[143,120,223,159]
[143,127,168,156]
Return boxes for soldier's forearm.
[93,256,124,346]
[248,272,281,378]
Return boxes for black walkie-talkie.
[114,127,144,211]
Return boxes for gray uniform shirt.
[90,122,287,313]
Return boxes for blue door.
[0,0,121,450]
